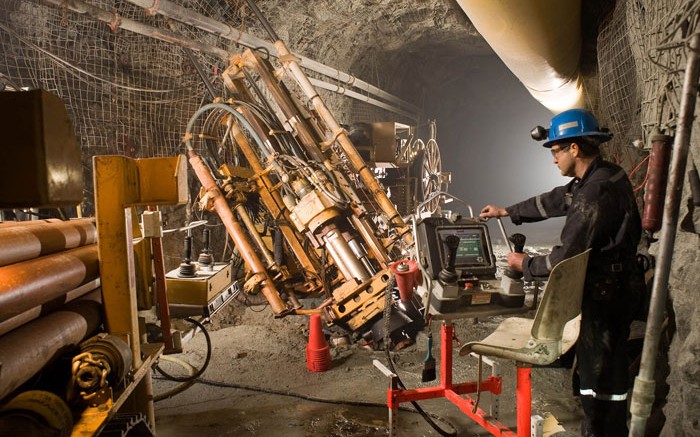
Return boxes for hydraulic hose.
[155,318,211,382]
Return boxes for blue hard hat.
[542,109,612,148]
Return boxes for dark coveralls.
[505,156,645,436]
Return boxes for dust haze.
[429,55,567,246]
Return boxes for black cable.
[382,275,457,437]
[150,303,455,433]
[191,377,457,431]
[154,318,212,382]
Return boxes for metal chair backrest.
[530,249,591,341]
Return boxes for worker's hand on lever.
[479,205,509,220]
[507,252,526,272]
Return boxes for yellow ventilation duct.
[456,0,584,114]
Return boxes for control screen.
[436,226,490,268]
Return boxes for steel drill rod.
[234,204,277,268]
[0,219,61,227]
[629,31,700,437]
[187,150,288,315]
[0,244,100,323]
[0,290,102,400]
[0,218,96,267]
[244,0,279,41]
[0,278,101,336]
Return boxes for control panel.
[416,216,497,281]
[414,213,526,314]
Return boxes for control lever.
[198,228,214,267]
[438,234,460,284]
[499,232,526,307]
[178,235,196,278]
[504,233,526,279]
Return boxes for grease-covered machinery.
[180,26,451,342]
[179,5,526,346]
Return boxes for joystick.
[197,228,214,267]
[438,234,460,284]
[178,235,196,278]
[503,233,526,280]
[499,233,527,307]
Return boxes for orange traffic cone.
[306,314,331,372]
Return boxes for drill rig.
[182,38,450,343]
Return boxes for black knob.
[504,233,526,280]
[202,228,211,252]
[179,235,196,277]
[510,233,526,253]
[443,235,460,271]
[198,228,214,266]
[438,235,460,283]
[183,235,193,263]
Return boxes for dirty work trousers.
[575,290,634,437]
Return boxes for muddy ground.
[153,249,587,436]
[153,305,582,437]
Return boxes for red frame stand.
[384,323,531,437]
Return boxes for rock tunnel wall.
[597,1,700,435]
[0,0,699,434]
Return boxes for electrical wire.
[154,318,212,382]
[628,154,651,179]
[631,154,652,192]
[191,377,457,431]
[150,285,454,433]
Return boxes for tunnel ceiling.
[254,0,492,109]
[252,0,612,114]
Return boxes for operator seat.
[459,249,591,365]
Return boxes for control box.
[416,216,497,281]
[415,215,507,313]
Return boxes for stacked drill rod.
[0,218,102,401]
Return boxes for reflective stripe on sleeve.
[535,195,548,218]
[579,388,628,401]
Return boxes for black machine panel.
[417,216,497,280]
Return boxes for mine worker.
[479,108,645,437]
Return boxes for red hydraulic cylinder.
[642,133,673,232]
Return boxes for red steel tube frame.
[386,323,531,437]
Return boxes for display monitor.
[436,226,491,269]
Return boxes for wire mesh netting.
[597,0,699,195]
[1,0,699,213]
[599,0,700,143]
[0,0,232,212]
[0,0,414,215]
